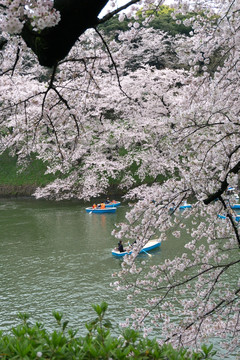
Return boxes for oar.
[142,249,152,257]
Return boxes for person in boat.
[92,203,97,209]
[118,240,125,253]
[100,202,106,209]
[105,197,111,204]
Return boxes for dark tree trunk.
[21,0,109,67]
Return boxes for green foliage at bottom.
[0,302,216,359]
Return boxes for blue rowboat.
[105,201,121,207]
[112,239,161,257]
[231,204,240,209]
[179,204,192,210]
[218,214,240,222]
[85,207,117,214]
[170,203,192,211]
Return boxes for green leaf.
[62,320,69,332]
[52,311,63,323]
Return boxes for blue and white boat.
[179,204,192,210]
[226,187,239,201]
[217,214,240,222]
[85,207,117,214]
[105,201,121,208]
[112,239,161,257]
[230,204,240,209]
[170,201,192,211]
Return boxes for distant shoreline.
[0,184,38,198]
[0,184,126,199]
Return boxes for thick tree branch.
[20,0,109,67]
[218,196,240,247]
[204,160,240,205]
[0,37,7,50]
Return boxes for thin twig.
[94,27,132,100]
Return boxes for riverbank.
[0,184,38,197]
[0,151,147,198]
[0,183,128,199]
[0,151,57,197]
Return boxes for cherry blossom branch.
[52,87,81,136]
[217,0,237,26]
[46,114,64,162]
[38,64,58,121]
[218,196,240,247]
[0,93,46,113]
[10,46,20,76]
[166,288,240,345]
[34,65,82,138]
[157,260,240,293]
[94,27,132,101]
[128,258,239,342]
[98,0,142,24]
[0,46,20,76]
[198,132,238,173]
[59,56,101,90]
[203,160,240,205]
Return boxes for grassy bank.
[0,152,57,197]
[0,152,165,197]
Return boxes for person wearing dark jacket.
[118,240,125,252]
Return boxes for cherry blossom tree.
[111,1,240,353]
[0,0,161,66]
[0,0,239,355]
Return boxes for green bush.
[0,302,216,359]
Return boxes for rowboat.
[231,204,240,209]
[85,207,117,214]
[105,201,121,208]
[170,203,192,211]
[179,204,192,210]
[218,214,240,222]
[112,239,161,257]
[226,187,239,200]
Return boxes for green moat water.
[0,198,238,359]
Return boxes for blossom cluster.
[0,0,61,33]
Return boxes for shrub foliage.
[0,302,216,359]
